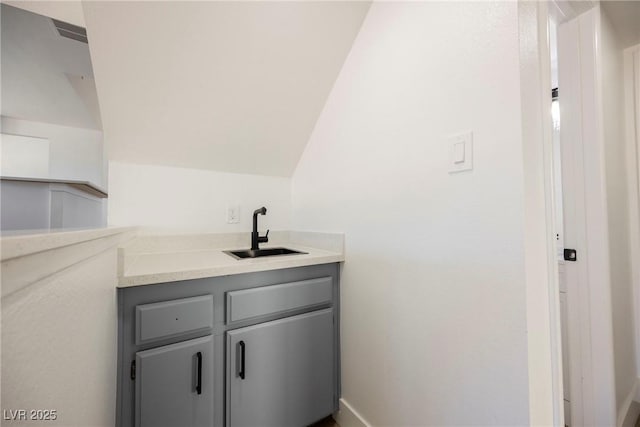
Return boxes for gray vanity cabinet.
[117,263,340,427]
[136,336,214,427]
[226,309,334,427]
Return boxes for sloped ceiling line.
[83,1,371,177]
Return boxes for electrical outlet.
[226,205,240,224]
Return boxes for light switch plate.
[226,205,240,224]
[453,141,465,163]
[448,131,473,173]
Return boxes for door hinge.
[130,360,136,381]
[564,248,577,262]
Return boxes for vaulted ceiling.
[82,1,371,177]
[1,4,101,130]
[601,0,640,48]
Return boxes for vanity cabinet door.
[226,309,334,427]
[135,335,214,427]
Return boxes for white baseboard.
[618,377,640,427]
[334,398,372,427]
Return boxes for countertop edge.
[1,175,108,198]
[118,253,344,287]
[1,227,137,261]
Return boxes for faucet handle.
[258,229,269,244]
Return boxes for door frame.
[624,43,640,402]
[519,1,565,425]
[519,1,625,425]
[553,4,636,427]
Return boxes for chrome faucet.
[251,207,269,250]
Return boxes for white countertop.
[118,231,344,287]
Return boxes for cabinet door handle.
[196,351,202,395]
[238,341,246,380]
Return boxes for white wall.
[108,162,291,232]
[601,8,639,420]
[1,229,131,427]
[1,116,105,187]
[291,2,529,425]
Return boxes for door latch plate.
[564,248,577,262]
